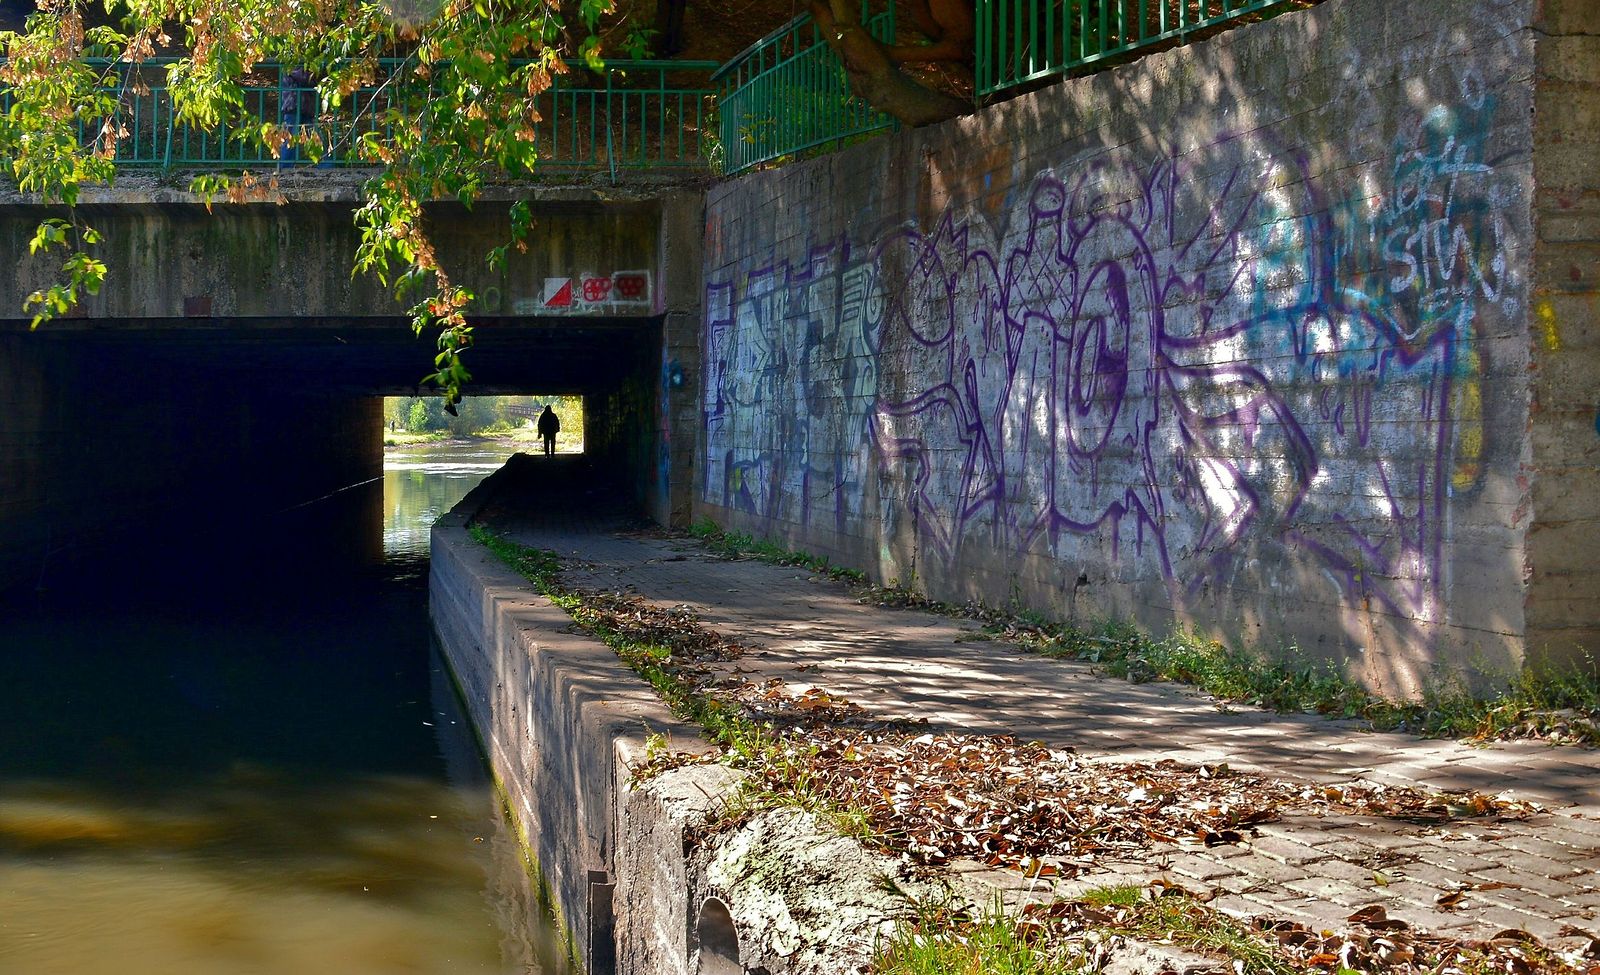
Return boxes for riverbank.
[384,430,586,453]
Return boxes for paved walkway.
[476,461,1600,943]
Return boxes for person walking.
[536,404,561,456]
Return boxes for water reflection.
[384,442,522,557]
[0,440,548,974]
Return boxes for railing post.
[605,68,617,185]
[162,94,174,168]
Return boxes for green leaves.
[188,173,233,211]
[24,216,106,328]
[27,218,70,255]
[0,0,626,397]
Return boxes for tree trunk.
[810,0,970,127]
[651,0,688,57]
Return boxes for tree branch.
[810,0,969,127]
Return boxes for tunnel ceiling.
[17,316,659,394]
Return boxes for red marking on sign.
[581,276,613,303]
[613,272,648,301]
[543,278,573,308]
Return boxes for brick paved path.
[476,464,1600,942]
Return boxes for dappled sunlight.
[699,0,1541,692]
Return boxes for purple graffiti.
[703,102,1515,627]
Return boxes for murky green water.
[0,440,552,975]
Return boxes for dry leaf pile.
[743,731,1535,871]
[1256,904,1600,974]
[572,590,747,664]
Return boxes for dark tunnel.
[0,314,671,597]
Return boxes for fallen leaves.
[775,732,1280,869]
[1253,903,1600,974]
[577,584,1540,876]
[727,728,1535,875]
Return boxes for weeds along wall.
[695,0,1594,695]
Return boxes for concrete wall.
[1527,0,1600,661]
[649,190,708,528]
[428,463,704,973]
[696,0,1575,693]
[0,200,660,321]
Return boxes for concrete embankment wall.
[427,457,705,973]
[697,0,1600,693]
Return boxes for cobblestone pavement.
[476,466,1600,942]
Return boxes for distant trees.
[386,395,583,438]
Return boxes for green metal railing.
[976,0,1299,96]
[713,3,898,175]
[4,1,1319,180]
[4,58,719,173]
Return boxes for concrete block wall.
[695,0,1579,694]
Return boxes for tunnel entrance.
[382,394,587,454]
[1,315,673,596]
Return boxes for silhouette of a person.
[536,405,561,456]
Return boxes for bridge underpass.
[0,189,705,595]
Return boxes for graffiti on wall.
[703,89,1520,623]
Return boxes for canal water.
[0,440,556,975]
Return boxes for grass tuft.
[875,891,1294,975]
[875,900,1087,975]
[691,518,868,584]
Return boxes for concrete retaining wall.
[427,461,934,975]
[427,459,704,972]
[1527,0,1600,657]
[696,0,1598,693]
